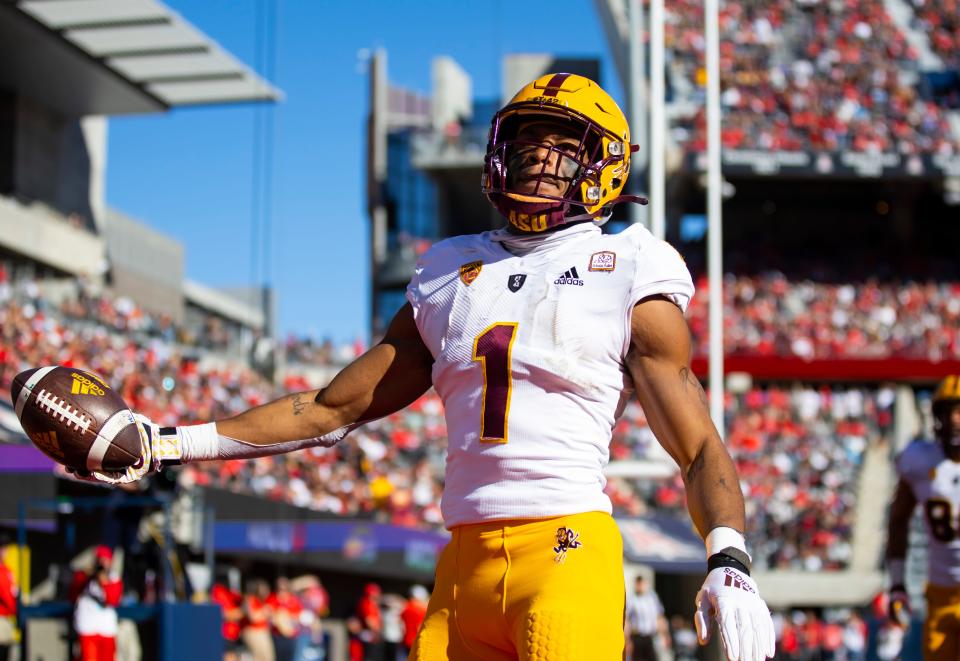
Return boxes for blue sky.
[106,0,618,343]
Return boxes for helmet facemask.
[933,376,960,459]
[483,105,626,232]
[934,400,960,460]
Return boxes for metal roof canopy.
[0,0,281,116]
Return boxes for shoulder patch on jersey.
[459,260,483,286]
[507,273,527,292]
[589,251,617,272]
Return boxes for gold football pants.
[925,583,960,661]
[410,511,626,661]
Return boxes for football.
[11,366,142,472]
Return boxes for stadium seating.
[0,274,275,428]
[180,392,447,528]
[662,0,960,155]
[686,273,960,360]
[908,0,960,70]
[608,385,891,571]
[283,335,365,367]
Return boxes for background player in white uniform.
[886,375,960,660]
[73,73,774,660]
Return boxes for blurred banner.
[214,519,449,581]
[618,516,705,573]
[686,150,960,180]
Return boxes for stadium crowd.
[0,270,276,429]
[652,608,878,660]
[282,335,364,368]
[909,0,960,70]
[664,0,960,155]
[178,394,448,529]
[686,273,960,361]
[607,385,891,571]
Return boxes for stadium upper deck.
[909,0,960,71]
[598,0,960,158]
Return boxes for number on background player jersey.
[472,322,518,443]
[926,498,958,542]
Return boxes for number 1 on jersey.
[472,322,518,443]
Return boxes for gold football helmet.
[933,375,960,457]
[482,73,643,232]
[934,375,960,411]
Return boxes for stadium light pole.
[628,0,647,226]
[649,0,666,240]
[705,0,725,436]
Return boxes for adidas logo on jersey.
[554,266,584,286]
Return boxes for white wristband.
[178,422,352,463]
[705,526,751,562]
[887,558,906,586]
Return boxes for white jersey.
[406,222,694,527]
[897,439,960,587]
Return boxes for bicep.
[889,478,917,526]
[624,297,716,469]
[316,302,434,426]
[886,478,917,557]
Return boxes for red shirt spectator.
[244,594,271,631]
[400,585,429,650]
[241,579,274,661]
[350,582,383,661]
[357,583,382,633]
[70,546,122,661]
[210,584,243,643]
[0,559,15,618]
[267,577,303,639]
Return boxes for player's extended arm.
[885,478,917,625]
[885,478,917,567]
[88,303,433,483]
[626,296,774,661]
[625,297,743,537]
[215,302,433,447]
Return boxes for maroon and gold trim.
[472,322,519,444]
[538,72,573,97]
[459,261,483,286]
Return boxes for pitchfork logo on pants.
[553,527,583,564]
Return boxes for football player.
[77,74,774,661]
[886,375,960,660]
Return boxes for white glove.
[69,414,180,485]
[694,567,775,661]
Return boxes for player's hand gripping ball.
[11,366,143,473]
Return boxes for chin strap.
[564,194,650,223]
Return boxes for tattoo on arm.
[679,367,708,407]
[291,394,307,416]
[686,449,706,483]
[716,475,736,494]
[687,439,737,495]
